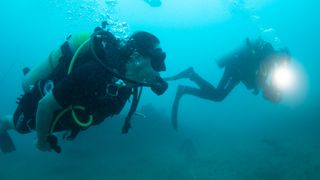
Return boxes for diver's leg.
[188,70,216,92]
[165,67,217,93]
[173,67,241,102]
[166,67,218,94]
[217,78,240,101]
[182,85,227,102]
[171,83,217,130]
[164,67,195,81]
[181,74,240,102]
[175,68,229,101]
[171,85,186,130]
[215,68,240,101]
[171,79,239,131]
[217,67,235,90]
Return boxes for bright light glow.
[269,59,308,106]
[272,64,295,91]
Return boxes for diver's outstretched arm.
[35,92,62,152]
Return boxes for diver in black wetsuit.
[166,37,291,130]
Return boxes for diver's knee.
[208,91,228,102]
[213,96,225,102]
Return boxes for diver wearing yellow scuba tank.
[22,32,91,93]
[0,24,168,153]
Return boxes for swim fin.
[171,99,179,131]
[0,131,16,153]
[172,86,185,131]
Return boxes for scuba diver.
[0,22,168,153]
[144,0,162,7]
[166,37,291,130]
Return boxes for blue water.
[1,0,320,179]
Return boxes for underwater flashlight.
[272,63,295,92]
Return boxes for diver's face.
[125,52,160,84]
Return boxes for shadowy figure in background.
[144,0,162,7]
[166,37,291,130]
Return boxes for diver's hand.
[34,138,52,152]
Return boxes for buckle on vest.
[106,79,126,97]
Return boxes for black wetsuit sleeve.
[52,62,105,107]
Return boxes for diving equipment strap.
[122,86,143,134]
[49,105,93,135]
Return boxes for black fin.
[0,131,16,153]
[171,90,182,131]
[171,101,179,131]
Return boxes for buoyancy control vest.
[49,30,144,137]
